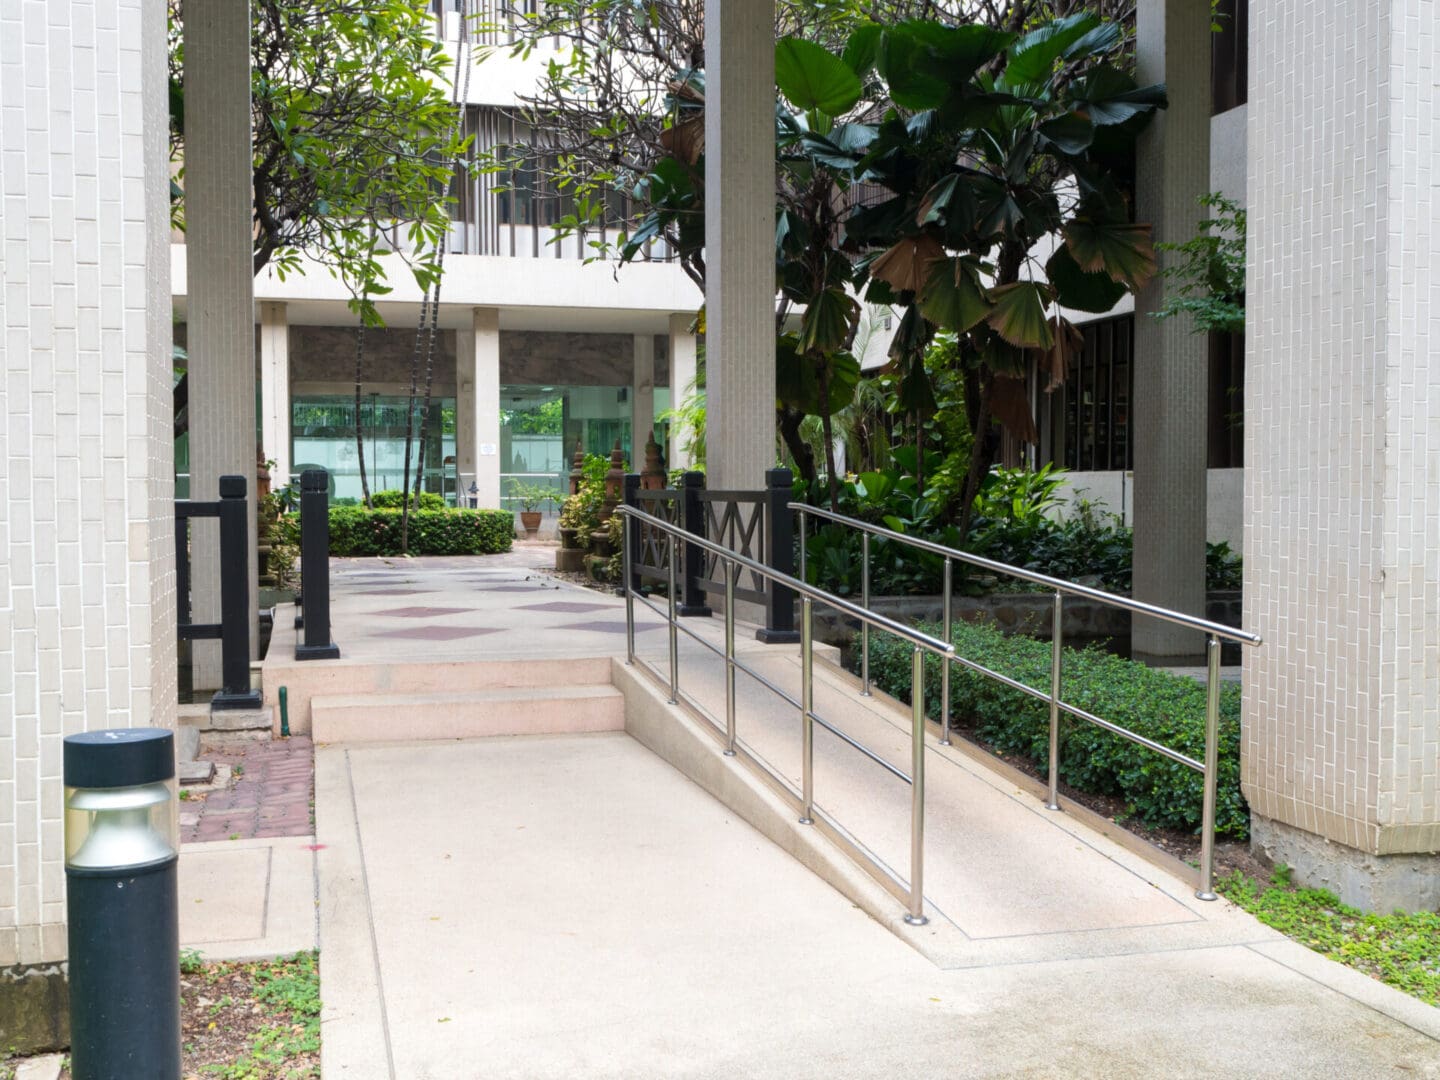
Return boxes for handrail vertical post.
[678,471,710,616]
[1196,633,1222,901]
[666,531,679,704]
[758,467,800,643]
[212,476,262,710]
[799,596,815,824]
[860,531,872,696]
[621,473,641,597]
[295,469,340,662]
[939,558,952,745]
[1045,591,1063,810]
[724,558,737,756]
[905,645,928,926]
[622,508,635,665]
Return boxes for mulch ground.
[181,736,315,844]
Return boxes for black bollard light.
[64,728,181,1080]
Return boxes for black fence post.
[296,469,340,661]
[211,475,263,710]
[677,470,711,617]
[757,467,800,643]
[621,474,641,596]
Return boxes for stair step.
[310,685,625,743]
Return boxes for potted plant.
[508,481,553,538]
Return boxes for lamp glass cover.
[65,779,179,870]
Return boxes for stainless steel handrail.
[793,502,1260,645]
[621,504,949,925]
[792,501,1263,901]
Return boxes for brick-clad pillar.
[1130,0,1212,663]
[259,301,291,486]
[703,0,775,491]
[0,0,176,980]
[186,0,257,687]
[667,313,698,469]
[632,332,655,462]
[1245,0,1440,911]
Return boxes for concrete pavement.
[178,834,318,961]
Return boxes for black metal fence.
[176,475,262,710]
[622,469,798,642]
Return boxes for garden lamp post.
[64,728,181,1080]
[468,480,479,509]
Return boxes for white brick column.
[0,0,175,969]
[1130,0,1212,662]
[259,301,291,485]
[632,332,655,462]
[459,307,502,508]
[668,313,698,469]
[1245,0,1440,912]
[703,0,774,491]
[185,0,257,685]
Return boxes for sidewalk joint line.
[346,748,399,1080]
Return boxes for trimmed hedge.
[370,488,446,511]
[868,620,1248,839]
[285,507,514,557]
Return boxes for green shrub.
[370,488,446,511]
[866,619,1248,839]
[299,507,514,556]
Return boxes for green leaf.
[1063,219,1157,291]
[918,258,992,333]
[843,24,882,78]
[876,30,948,110]
[1004,13,1100,86]
[1037,111,1095,155]
[798,287,859,356]
[1070,66,1169,126]
[1047,243,1127,313]
[986,282,1055,350]
[776,38,863,117]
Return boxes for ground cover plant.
[52,951,321,1079]
[1218,867,1440,1008]
[866,619,1248,838]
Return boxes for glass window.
[1044,315,1133,471]
[290,395,457,505]
[1212,0,1248,114]
[499,384,636,508]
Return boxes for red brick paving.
[180,735,315,844]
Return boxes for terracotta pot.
[520,510,542,537]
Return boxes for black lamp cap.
[64,728,175,789]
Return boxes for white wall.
[1053,469,1244,552]
[0,0,175,966]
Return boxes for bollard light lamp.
[64,727,181,1080]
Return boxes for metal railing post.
[621,474,641,597]
[939,557,952,745]
[724,558,736,756]
[212,476,262,710]
[906,645,928,926]
[860,531,872,696]
[1196,633,1222,901]
[667,531,679,703]
[678,471,710,616]
[799,596,815,824]
[758,467,800,643]
[1046,591,1063,810]
[622,508,635,665]
[295,469,340,662]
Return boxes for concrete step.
[311,685,625,743]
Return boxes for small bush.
[370,488,446,511]
[867,619,1248,839]
[302,507,514,556]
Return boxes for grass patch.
[1219,867,1440,1007]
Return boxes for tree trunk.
[411,243,450,514]
[777,406,817,492]
[956,368,995,542]
[817,361,840,512]
[353,321,373,510]
[399,291,431,554]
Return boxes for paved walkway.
[180,735,315,843]
[309,555,1439,1078]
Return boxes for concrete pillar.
[459,307,502,508]
[668,313,698,469]
[259,302,291,485]
[1130,0,1212,663]
[703,0,775,491]
[185,0,257,684]
[632,333,655,464]
[1244,0,1440,912]
[0,0,175,976]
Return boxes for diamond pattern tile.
[371,626,501,641]
[372,606,473,618]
